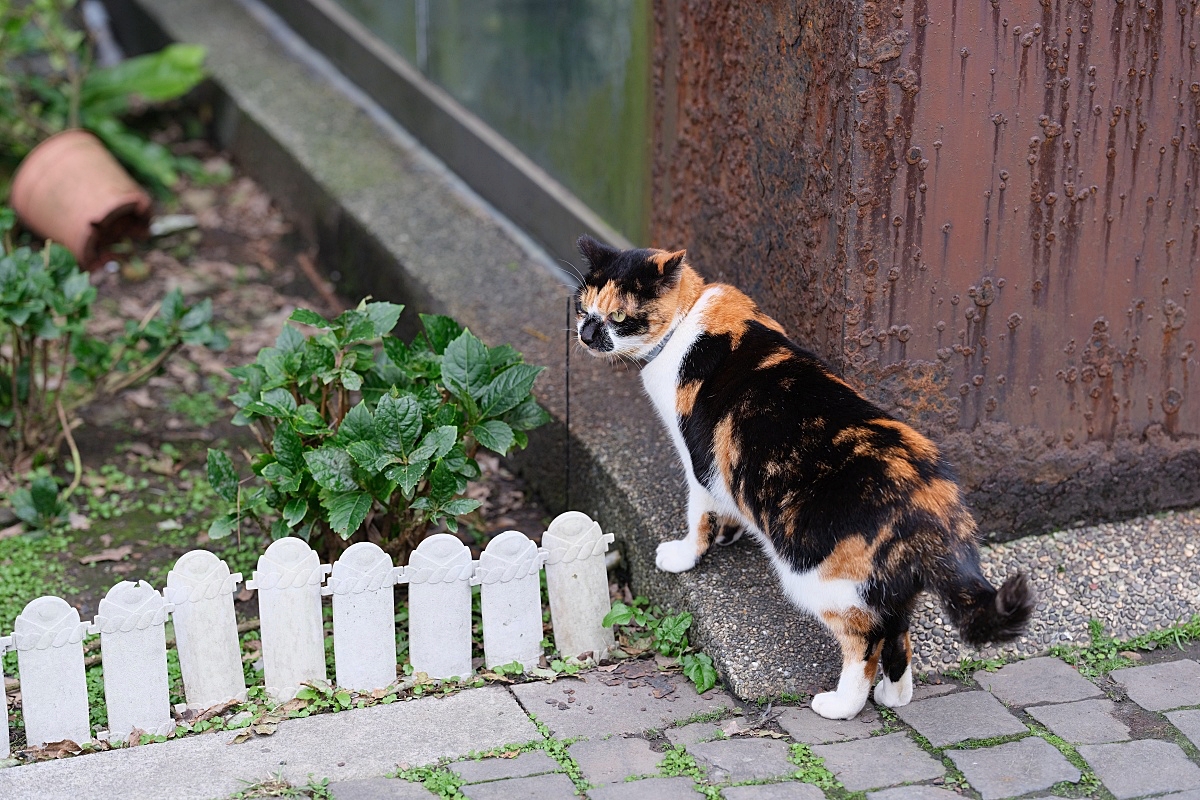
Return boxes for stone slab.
[777,705,883,744]
[1026,699,1132,744]
[1078,740,1200,800]
[0,687,537,800]
[460,773,578,800]
[868,788,967,800]
[894,690,1027,747]
[568,737,662,783]
[811,732,945,791]
[331,778,438,799]
[589,776,702,799]
[1167,709,1200,749]
[1110,660,1200,711]
[911,684,957,701]
[723,784,827,800]
[1161,792,1200,800]
[450,750,559,783]
[973,658,1102,706]
[511,674,734,738]
[946,737,1080,800]
[665,721,727,747]
[688,739,797,783]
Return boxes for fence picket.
[324,542,404,691]
[1,635,11,758]
[92,581,174,741]
[542,512,616,661]
[12,597,91,747]
[474,531,546,670]
[165,550,246,708]
[247,538,331,700]
[407,534,474,680]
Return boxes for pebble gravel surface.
[911,507,1200,671]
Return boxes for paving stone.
[665,720,727,747]
[973,657,1103,706]
[911,683,957,701]
[568,737,662,783]
[0,685,537,800]
[1167,709,1200,748]
[811,732,945,791]
[723,784,827,800]
[589,776,703,799]
[777,705,883,744]
[1026,699,1132,744]
[689,738,797,783]
[946,737,1080,800]
[450,750,559,783]
[894,691,1027,747]
[868,787,970,800]
[1109,659,1200,711]
[330,778,438,799]
[511,674,734,738]
[1078,740,1200,800]
[459,773,578,800]
[1160,792,1200,800]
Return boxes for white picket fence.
[0,511,615,754]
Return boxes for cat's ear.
[577,234,618,272]
[653,249,687,282]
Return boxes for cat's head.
[573,234,693,359]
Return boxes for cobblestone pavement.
[329,649,1200,800]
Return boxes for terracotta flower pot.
[9,129,151,270]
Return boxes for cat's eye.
[610,310,626,323]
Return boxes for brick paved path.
[330,654,1200,800]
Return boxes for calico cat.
[573,235,1035,720]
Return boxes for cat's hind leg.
[873,629,914,708]
[713,517,745,546]
[811,609,881,720]
[656,477,717,573]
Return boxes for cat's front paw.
[656,539,699,573]
[811,690,868,720]
[873,667,913,708]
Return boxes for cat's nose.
[580,317,603,346]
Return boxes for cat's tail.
[926,539,1036,648]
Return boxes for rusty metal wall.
[650,0,854,365]
[653,0,1200,538]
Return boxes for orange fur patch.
[820,535,874,582]
[864,639,884,681]
[875,419,939,461]
[650,249,687,274]
[911,478,961,519]
[756,348,793,370]
[713,415,740,486]
[676,381,702,416]
[700,285,786,347]
[594,282,621,315]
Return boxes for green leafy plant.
[0,0,207,190]
[1,211,225,483]
[7,472,67,532]
[1049,615,1200,678]
[206,300,549,561]
[603,598,720,694]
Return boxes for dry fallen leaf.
[79,545,134,565]
[0,523,24,541]
[68,512,91,531]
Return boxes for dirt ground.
[3,131,552,622]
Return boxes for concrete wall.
[652,0,1200,539]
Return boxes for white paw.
[811,690,868,720]
[873,667,913,708]
[656,539,699,573]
